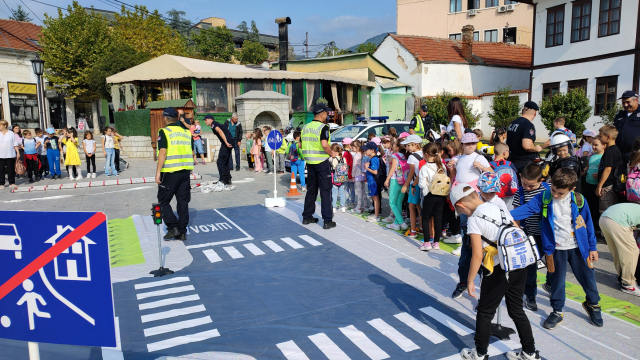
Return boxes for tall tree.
[192,25,236,62]
[355,42,377,55]
[40,1,113,98]
[87,42,152,100]
[9,4,32,22]
[237,40,268,65]
[166,9,192,37]
[113,5,186,58]
[237,20,259,42]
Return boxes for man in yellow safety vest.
[301,103,339,229]
[155,107,195,241]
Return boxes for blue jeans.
[548,247,600,311]
[345,181,355,204]
[291,159,306,187]
[104,148,117,176]
[332,184,346,208]
[47,149,61,176]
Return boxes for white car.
[0,223,21,259]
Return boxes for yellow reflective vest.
[158,126,194,172]
[412,114,425,137]
[301,121,330,164]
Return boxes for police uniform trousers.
[158,169,191,234]
[217,144,232,184]
[303,159,333,221]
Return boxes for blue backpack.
[288,142,299,162]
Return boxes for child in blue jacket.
[511,168,602,330]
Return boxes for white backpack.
[472,208,540,273]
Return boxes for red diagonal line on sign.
[0,212,106,301]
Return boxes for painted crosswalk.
[132,276,219,352]
[276,310,518,360]
[201,235,323,263]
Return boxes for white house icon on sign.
[44,225,96,281]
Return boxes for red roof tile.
[390,34,531,69]
[0,19,41,53]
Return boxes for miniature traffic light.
[151,203,162,225]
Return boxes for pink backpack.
[626,164,640,203]
[394,153,410,185]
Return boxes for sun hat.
[477,172,500,194]
[342,137,353,145]
[582,129,597,137]
[46,127,55,134]
[371,137,381,146]
[401,134,422,144]
[460,133,479,144]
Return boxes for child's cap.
[362,142,378,151]
[46,127,55,134]
[400,134,422,144]
[449,184,477,205]
[371,137,381,146]
[399,132,410,138]
[477,172,500,194]
[460,133,479,144]
[342,138,353,145]
[582,129,597,137]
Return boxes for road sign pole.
[149,224,174,277]
[273,152,277,199]
[28,342,40,360]
[265,130,285,208]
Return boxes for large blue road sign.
[267,129,283,151]
[0,211,115,347]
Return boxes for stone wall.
[119,136,154,159]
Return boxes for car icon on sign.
[0,223,21,259]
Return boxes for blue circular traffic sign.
[267,130,283,150]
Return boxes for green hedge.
[114,109,151,136]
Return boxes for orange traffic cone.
[286,171,302,196]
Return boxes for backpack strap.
[572,191,585,209]
[541,188,552,219]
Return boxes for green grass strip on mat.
[108,217,145,268]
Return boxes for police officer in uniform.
[301,103,339,229]
[613,90,640,164]
[155,108,195,241]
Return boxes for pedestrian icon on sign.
[16,279,50,330]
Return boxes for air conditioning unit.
[497,5,508,12]
[468,9,477,16]
[506,4,516,11]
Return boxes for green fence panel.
[292,112,313,128]
[194,112,232,132]
[113,109,151,136]
[380,94,408,122]
[343,113,354,125]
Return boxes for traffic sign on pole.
[265,130,286,208]
[266,129,283,151]
[0,211,116,347]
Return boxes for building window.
[546,5,565,47]
[474,31,480,41]
[291,80,305,112]
[503,27,517,43]
[485,30,499,42]
[195,80,228,113]
[542,82,560,100]
[486,0,499,7]
[449,33,462,40]
[595,76,618,114]
[7,82,40,129]
[505,0,518,4]
[568,79,588,93]
[450,0,462,12]
[571,1,591,42]
[468,0,480,9]
[599,0,621,37]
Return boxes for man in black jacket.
[613,90,640,164]
[224,113,243,171]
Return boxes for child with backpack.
[452,184,540,360]
[383,139,408,230]
[596,125,623,214]
[584,136,604,232]
[364,142,383,222]
[511,168,602,330]
[418,142,450,251]
[512,164,549,311]
[330,143,348,213]
[288,131,305,191]
[401,135,424,237]
[351,140,370,214]
[543,133,583,192]
[342,138,355,208]
[489,142,519,210]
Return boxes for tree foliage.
[166,9,192,37]
[488,87,522,129]
[237,40,268,65]
[40,1,113,98]
[539,88,593,134]
[192,25,236,62]
[597,101,623,126]
[355,42,377,55]
[10,5,32,22]
[422,91,479,129]
[87,42,151,100]
[316,44,349,58]
[237,20,260,42]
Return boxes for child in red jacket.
[342,138,355,208]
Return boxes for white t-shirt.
[468,202,514,264]
[407,151,423,183]
[0,131,18,158]
[102,135,115,149]
[84,139,96,154]
[35,135,47,155]
[552,195,577,250]
[580,142,593,157]
[446,115,465,134]
[487,195,510,214]
[455,152,489,184]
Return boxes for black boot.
[163,228,180,240]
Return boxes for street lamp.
[30,54,46,129]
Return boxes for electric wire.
[3,0,41,51]
[19,0,43,24]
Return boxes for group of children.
[247,126,289,174]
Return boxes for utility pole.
[305,32,309,58]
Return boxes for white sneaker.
[443,234,463,244]
[386,223,401,230]
[333,207,337,214]
[381,216,394,223]
[92,173,97,178]
[460,348,488,360]
[69,176,73,180]
[399,222,408,230]
[341,207,346,213]
[366,215,379,223]
[77,173,83,180]
[301,186,307,192]
[622,284,640,297]
[452,246,462,256]
[506,350,541,360]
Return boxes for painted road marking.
[339,325,389,360]
[138,295,201,311]
[281,237,304,249]
[134,277,190,290]
[136,285,196,300]
[140,305,206,323]
[276,340,311,360]
[146,328,220,352]
[223,246,244,259]
[420,307,473,336]
[143,316,212,337]
[244,243,265,256]
[308,333,351,360]
[298,235,322,246]
[367,318,420,352]
[263,240,285,252]
[393,312,446,344]
[203,249,223,263]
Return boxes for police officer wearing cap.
[155,107,195,241]
[506,101,546,173]
[613,90,640,164]
[301,103,339,229]
[204,114,234,185]
[410,105,430,141]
